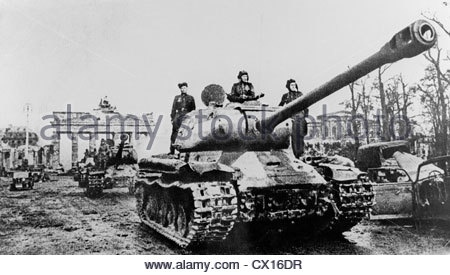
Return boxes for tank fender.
[136,177,180,188]
[319,163,365,181]
[187,161,235,175]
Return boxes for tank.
[102,134,138,194]
[76,134,138,197]
[135,20,437,247]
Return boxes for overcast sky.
[1,0,449,151]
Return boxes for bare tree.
[347,80,361,155]
[372,65,392,141]
[384,74,415,139]
[358,76,373,144]
[422,7,450,86]
[342,75,372,148]
[398,74,414,119]
[417,50,450,155]
[419,4,450,155]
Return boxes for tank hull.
[135,150,374,248]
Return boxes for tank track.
[106,176,136,194]
[85,178,104,198]
[328,179,375,232]
[136,181,238,248]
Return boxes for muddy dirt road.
[1,177,450,255]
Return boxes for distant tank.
[105,135,139,194]
[75,134,138,197]
[135,20,436,247]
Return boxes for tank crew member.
[279,79,308,158]
[228,70,264,103]
[82,149,89,163]
[97,139,111,169]
[170,82,196,154]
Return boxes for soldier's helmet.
[178,82,188,89]
[286,79,298,90]
[237,70,248,80]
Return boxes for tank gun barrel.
[257,20,436,132]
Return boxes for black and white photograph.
[1,0,450,264]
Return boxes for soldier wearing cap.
[228,70,264,103]
[170,82,196,154]
[279,79,308,158]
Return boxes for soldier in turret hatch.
[279,79,308,158]
[97,139,111,169]
[82,149,89,162]
[170,82,196,154]
[228,70,264,103]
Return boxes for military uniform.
[97,142,111,169]
[228,82,256,103]
[280,90,305,107]
[279,90,308,158]
[170,93,196,153]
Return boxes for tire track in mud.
[0,178,183,254]
[42,180,183,254]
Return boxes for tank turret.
[174,20,436,152]
[104,134,139,194]
[108,134,138,166]
[77,134,139,197]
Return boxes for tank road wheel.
[145,193,160,223]
[137,182,237,248]
[157,193,177,231]
[175,203,188,237]
[157,192,166,225]
[163,201,177,232]
[135,184,147,221]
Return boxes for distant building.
[304,110,420,157]
[1,126,39,147]
[306,110,381,143]
[0,127,45,171]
